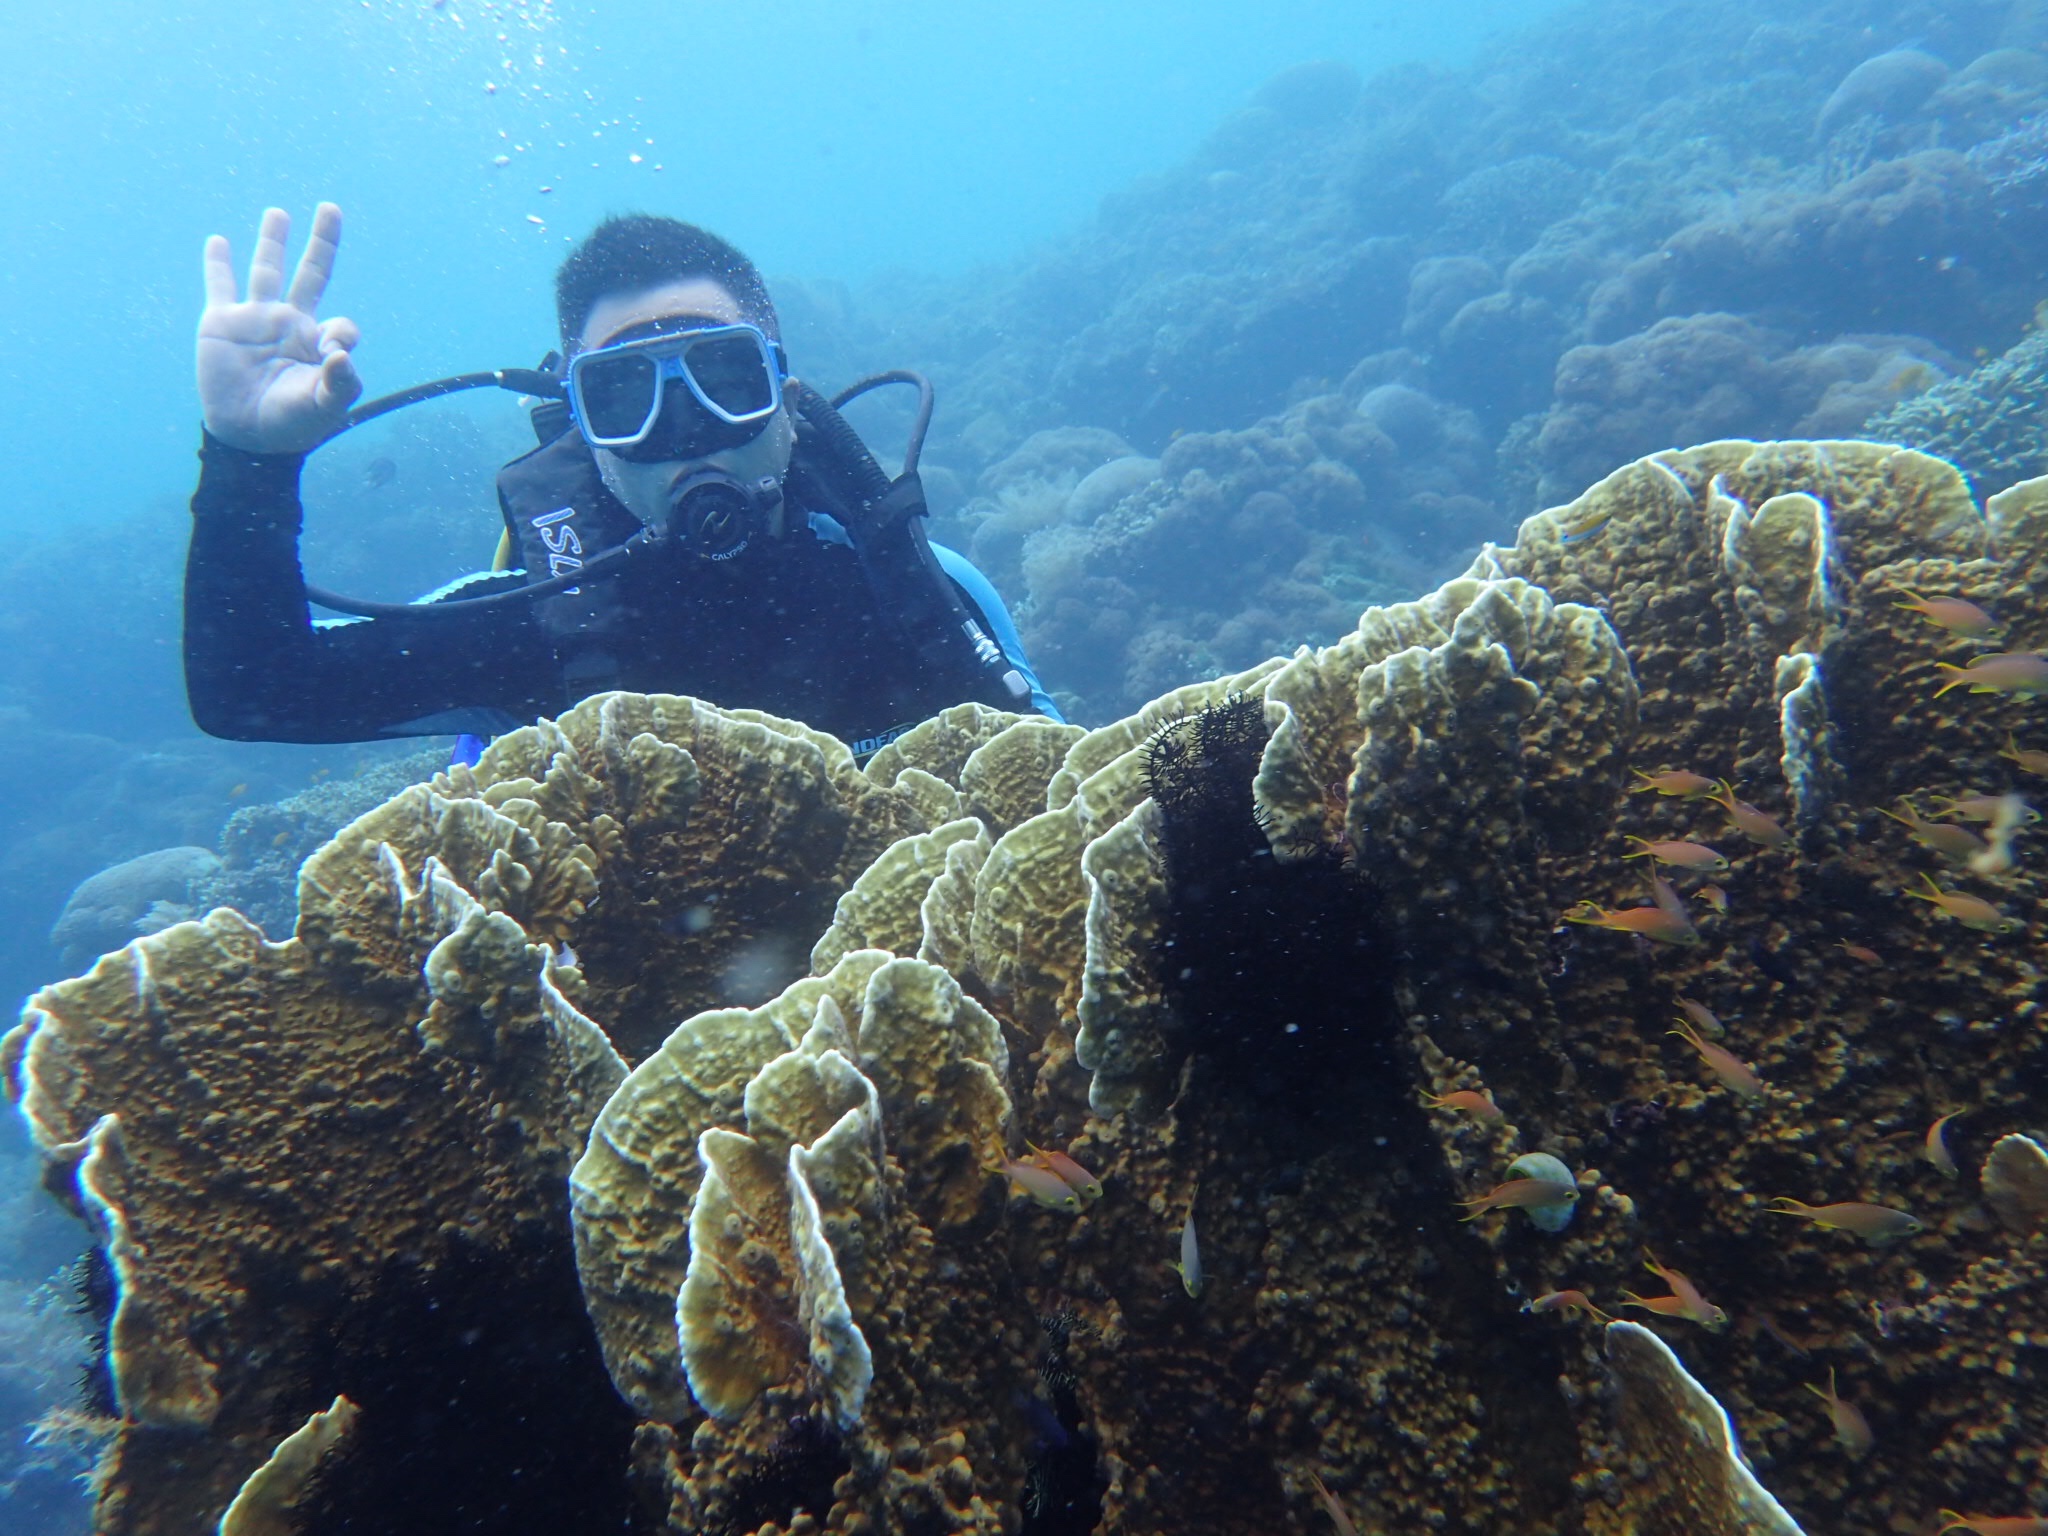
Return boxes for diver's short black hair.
[555,214,779,348]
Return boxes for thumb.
[315,348,363,412]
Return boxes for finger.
[246,206,291,304]
[286,202,343,313]
[202,233,239,307]
[317,315,361,356]
[315,349,363,413]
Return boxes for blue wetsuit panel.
[930,544,1063,722]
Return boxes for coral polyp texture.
[11,443,2048,1534]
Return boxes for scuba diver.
[185,203,1058,762]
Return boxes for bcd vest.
[493,427,1024,713]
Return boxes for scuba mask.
[564,321,788,463]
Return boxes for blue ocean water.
[6,0,2047,1528]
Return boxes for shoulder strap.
[788,386,1029,707]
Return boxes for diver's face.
[576,277,797,534]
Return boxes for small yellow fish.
[1893,588,1998,639]
[1623,836,1729,871]
[1668,1019,1765,1100]
[1880,798,1987,862]
[1766,1197,1922,1246]
[1622,1255,1728,1330]
[1924,1110,1965,1178]
[1934,652,2048,698]
[1562,899,1698,945]
[1804,1366,1874,1458]
[1557,503,1616,543]
[1932,792,2040,824]
[1522,1289,1614,1323]
[1706,780,1791,849]
[1999,733,2048,776]
[1025,1142,1104,1203]
[1419,1088,1503,1120]
[990,1157,1083,1214]
[227,782,249,799]
[1905,873,2023,934]
[1630,768,1716,799]
[1457,1177,1579,1221]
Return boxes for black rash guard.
[183,432,1054,752]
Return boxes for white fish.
[1168,1211,1203,1297]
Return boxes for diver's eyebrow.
[595,314,733,349]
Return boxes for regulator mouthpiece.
[667,470,781,560]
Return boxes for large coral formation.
[13,442,2048,1534]
[1,790,636,1533]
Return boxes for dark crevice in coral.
[287,1224,635,1536]
[1144,696,1403,1124]
[710,1412,849,1536]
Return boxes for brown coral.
[13,442,2048,1535]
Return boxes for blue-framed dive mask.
[565,322,788,463]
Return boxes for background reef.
[15,0,2048,1526]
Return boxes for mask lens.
[684,332,776,418]
[578,351,661,441]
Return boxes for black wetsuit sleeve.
[183,432,561,743]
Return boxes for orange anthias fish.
[1308,1473,1360,1536]
[1630,768,1716,799]
[1938,1515,2048,1536]
[1893,589,1999,639]
[1025,1142,1104,1203]
[1880,798,1987,862]
[990,1157,1084,1214]
[1668,1019,1765,1100]
[1522,1289,1614,1323]
[1623,836,1730,871]
[1804,1366,1874,1459]
[1420,1088,1503,1120]
[1697,883,1730,912]
[1766,1198,1923,1247]
[1934,652,2048,698]
[1835,939,1884,966]
[1563,899,1698,945]
[1673,996,1725,1038]
[1706,780,1791,849]
[2000,734,2048,776]
[1457,1177,1579,1221]
[1622,1255,1728,1330]
[1905,873,2023,935]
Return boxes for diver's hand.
[197,204,362,455]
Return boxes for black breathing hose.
[828,371,935,476]
[297,365,936,619]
